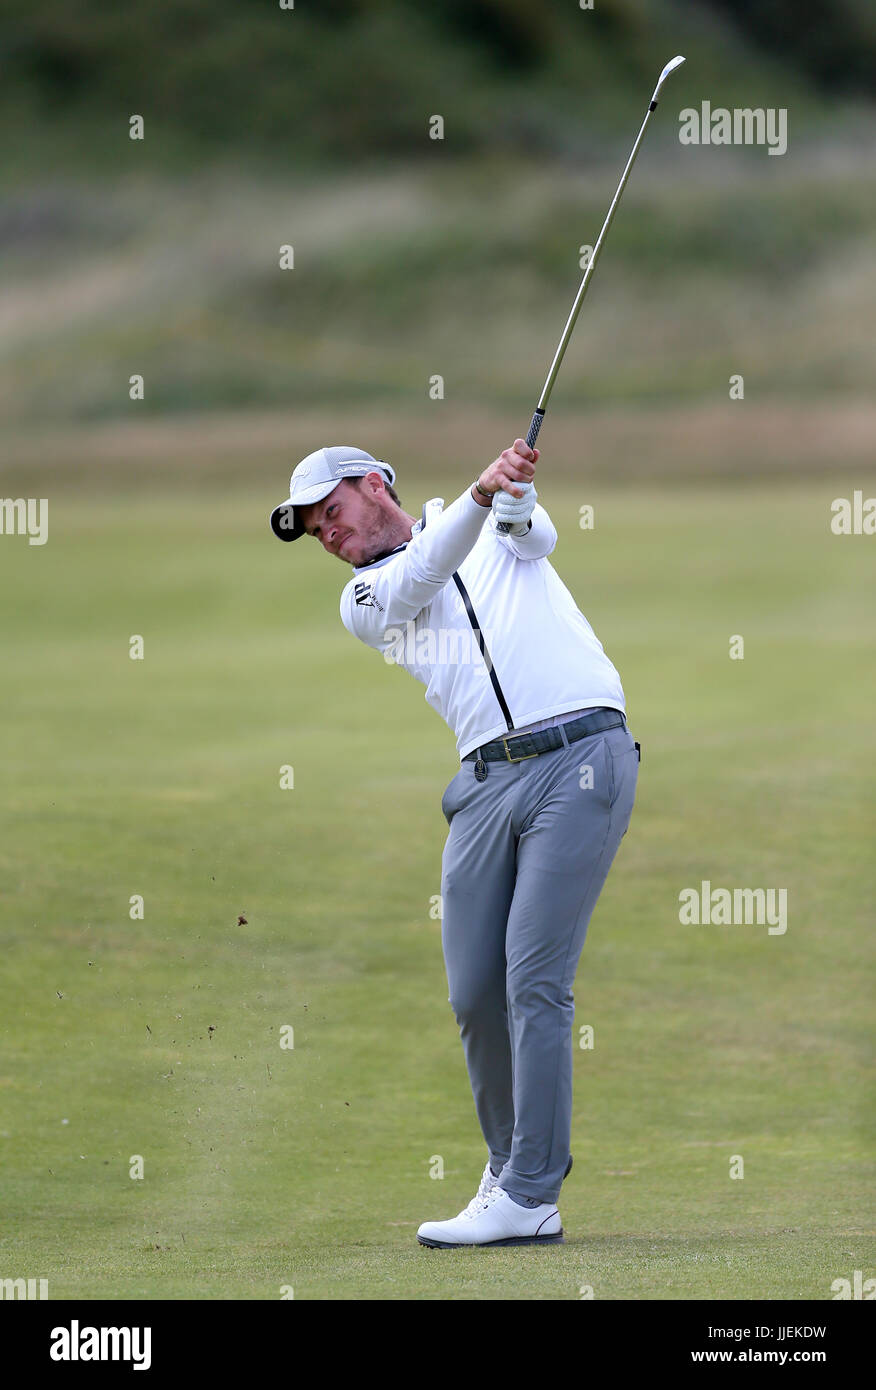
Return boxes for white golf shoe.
[417,1185,564,1248]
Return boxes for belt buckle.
[502,734,538,763]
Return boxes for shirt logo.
[354,581,383,612]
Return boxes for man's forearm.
[492,504,557,560]
[400,485,492,592]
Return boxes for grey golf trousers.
[440,718,639,1205]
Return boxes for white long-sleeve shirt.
[339,486,626,759]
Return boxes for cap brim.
[269,479,340,542]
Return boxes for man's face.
[299,475,395,567]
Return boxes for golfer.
[270,442,639,1247]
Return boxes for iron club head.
[653,54,686,102]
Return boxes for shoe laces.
[462,1183,506,1222]
[460,1162,500,1219]
[465,1186,504,1220]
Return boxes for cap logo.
[295,461,312,477]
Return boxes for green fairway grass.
[1,479,873,1300]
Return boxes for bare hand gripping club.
[497,55,686,533]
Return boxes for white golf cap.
[269,446,396,542]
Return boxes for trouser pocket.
[607,728,639,811]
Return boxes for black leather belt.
[463,707,626,764]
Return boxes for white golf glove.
[492,481,537,536]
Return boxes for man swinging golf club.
[269,442,638,1247]
[269,55,684,1246]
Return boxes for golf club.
[497,54,686,532]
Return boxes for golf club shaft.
[497,56,685,531]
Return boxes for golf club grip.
[524,407,545,452]
[496,408,544,533]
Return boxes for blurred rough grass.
[0,149,874,440]
[1,1,874,482]
[4,0,865,176]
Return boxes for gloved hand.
[492,481,537,536]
